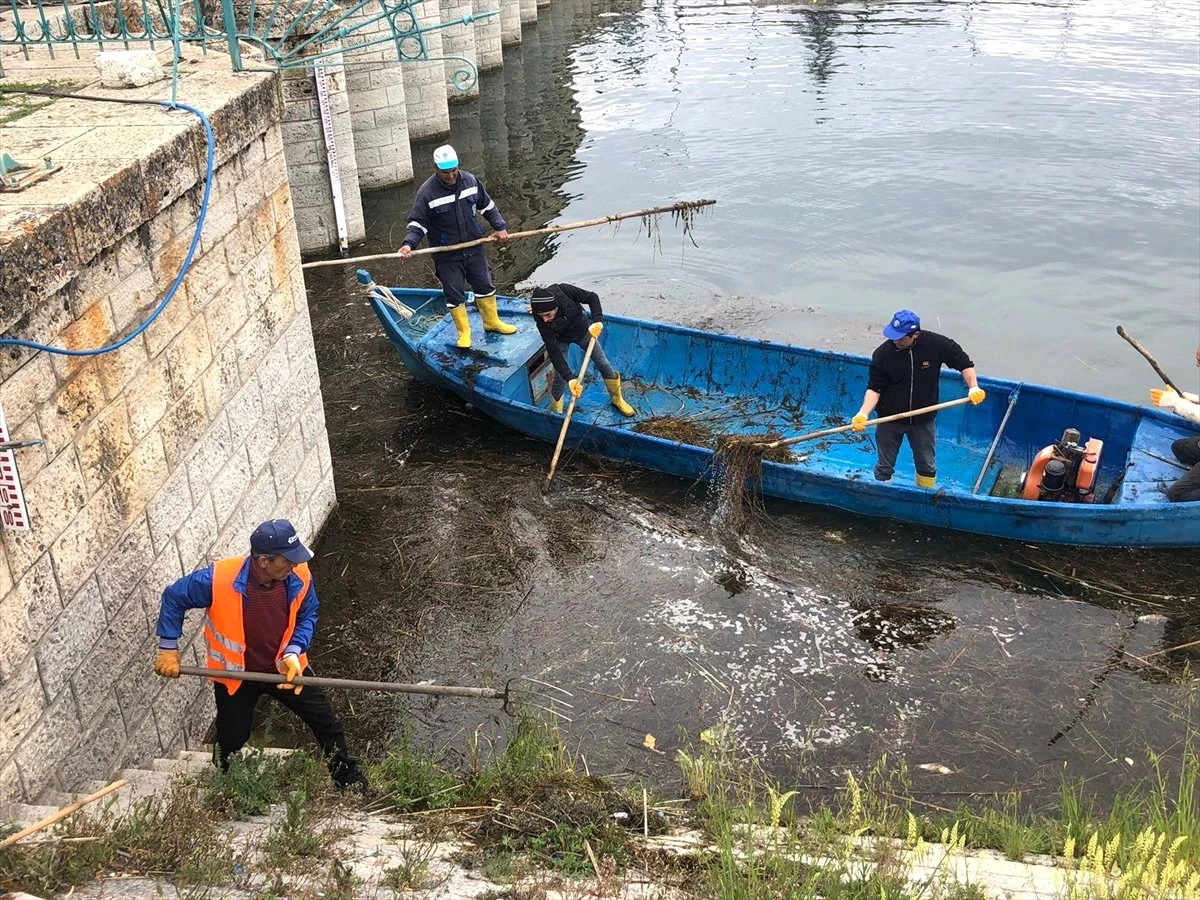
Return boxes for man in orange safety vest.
[153,519,368,791]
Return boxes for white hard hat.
[433,145,458,171]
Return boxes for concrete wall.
[0,64,336,803]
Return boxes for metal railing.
[0,0,493,82]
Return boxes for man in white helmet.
[398,144,513,349]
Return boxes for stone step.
[151,754,208,775]
[0,802,61,828]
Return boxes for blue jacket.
[156,558,318,658]
[401,170,507,252]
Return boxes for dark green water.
[303,0,1199,811]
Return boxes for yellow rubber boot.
[550,395,563,414]
[476,295,517,335]
[449,305,472,349]
[603,376,635,416]
[916,474,936,489]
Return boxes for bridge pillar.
[439,0,480,102]
[473,0,504,71]
[499,0,523,45]
[343,9,414,188]
[402,0,452,138]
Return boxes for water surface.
[305,0,1200,810]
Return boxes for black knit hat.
[529,287,557,314]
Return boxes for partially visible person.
[1149,342,1200,502]
[154,519,369,791]
[398,144,512,349]
[851,309,985,487]
[529,283,635,417]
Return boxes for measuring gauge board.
[0,403,30,530]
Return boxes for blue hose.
[0,99,215,357]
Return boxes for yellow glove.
[968,386,986,405]
[568,378,583,399]
[1150,387,1176,407]
[588,322,603,339]
[277,653,303,694]
[851,413,868,432]
[154,648,181,678]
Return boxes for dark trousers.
[874,417,937,481]
[213,671,365,788]
[435,247,495,307]
[549,337,617,400]
[1167,436,1200,502]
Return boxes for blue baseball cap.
[250,519,313,564]
[883,309,921,341]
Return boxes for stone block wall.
[0,66,337,803]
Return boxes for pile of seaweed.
[634,416,801,529]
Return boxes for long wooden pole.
[546,335,598,488]
[762,396,974,450]
[177,667,504,700]
[301,199,716,270]
[0,779,128,849]
[1116,326,1183,395]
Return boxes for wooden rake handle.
[1116,326,1184,395]
[546,335,598,485]
[176,667,504,700]
[764,396,974,450]
[302,199,717,270]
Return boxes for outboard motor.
[1021,427,1104,503]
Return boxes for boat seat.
[1118,417,1188,505]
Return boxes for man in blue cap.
[398,144,512,350]
[850,310,985,487]
[153,519,368,792]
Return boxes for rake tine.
[510,675,574,698]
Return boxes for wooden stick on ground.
[0,779,128,849]
[301,199,716,270]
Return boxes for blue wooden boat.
[357,270,1199,548]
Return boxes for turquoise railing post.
[220,0,243,70]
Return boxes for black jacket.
[401,170,506,252]
[533,283,603,380]
[867,331,974,422]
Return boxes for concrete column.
[519,0,537,26]
[499,0,522,45]
[439,0,480,102]
[402,0,452,138]
[281,58,367,252]
[344,8,413,187]
[473,0,504,71]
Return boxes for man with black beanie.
[529,284,635,416]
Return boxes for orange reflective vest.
[204,557,311,695]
